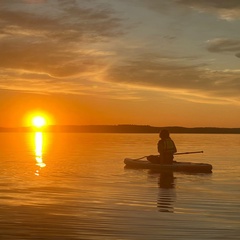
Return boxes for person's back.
[158,129,177,164]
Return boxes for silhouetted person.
[147,129,177,164]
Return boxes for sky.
[0,0,240,128]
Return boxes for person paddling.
[147,129,177,164]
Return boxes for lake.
[0,133,239,240]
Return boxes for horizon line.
[0,124,239,134]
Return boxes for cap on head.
[159,129,169,139]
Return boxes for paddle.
[174,151,203,155]
[131,155,149,160]
[132,151,203,160]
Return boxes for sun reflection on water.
[34,132,46,176]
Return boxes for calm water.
[0,133,239,240]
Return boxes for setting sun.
[32,116,46,128]
[24,111,53,129]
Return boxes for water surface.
[0,133,239,239]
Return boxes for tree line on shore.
[0,124,240,134]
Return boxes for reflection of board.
[124,158,212,173]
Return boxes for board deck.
[124,158,212,173]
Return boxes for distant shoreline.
[0,124,240,134]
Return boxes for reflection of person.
[159,172,175,188]
[157,172,175,213]
[148,129,177,164]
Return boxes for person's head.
[159,129,170,139]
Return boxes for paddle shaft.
[133,151,203,160]
[174,151,203,155]
[133,156,149,160]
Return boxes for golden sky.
[0,0,240,127]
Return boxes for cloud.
[0,67,142,101]
[207,38,240,52]
[0,0,239,106]
[177,0,240,9]
[0,37,108,77]
[176,0,240,20]
[0,1,123,77]
[206,38,240,59]
[23,0,47,3]
[105,54,240,104]
[2,1,122,38]
[128,0,240,20]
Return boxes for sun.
[32,116,46,128]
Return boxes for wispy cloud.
[129,0,240,20]
[23,0,47,3]
[207,38,240,58]
[177,0,240,20]
[0,0,123,77]
[105,54,240,104]
[0,0,239,106]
